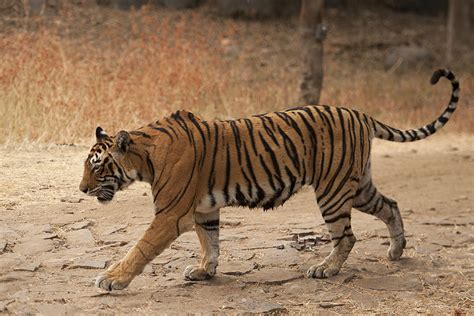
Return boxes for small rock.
[454,196,468,202]
[14,262,41,272]
[320,302,345,308]
[60,197,84,203]
[277,235,297,241]
[101,240,128,247]
[289,229,314,237]
[290,235,329,251]
[69,220,95,230]
[69,259,107,269]
[143,264,153,274]
[102,225,128,235]
[42,233,59,240]
[0,241,6,253]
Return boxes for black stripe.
[315,107,335,180]
[258,131,284,188]
[244,119,258,155]
[149,126,173,141]
[243,144,265,206]
[130,131,151,138]
[324,212,351,224]
[230,121,243,165]
[146,153,155,183]
[438,116,448,124]
[235,183,247,206]
[277,125,301,172]
[302,106,316,122]
[157,131,199,213]
[196,220,220,231]
[223,145,231,203]
[318,108,348,202]
[296,112,318,185]
[202,120,211,140]
[322,190,354,216]
[208,123,220,207]
[188,113,207,169]
[257,116,280,146]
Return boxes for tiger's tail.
[371,69,460,142]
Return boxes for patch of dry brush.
[0,7,472,145]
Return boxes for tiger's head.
[79,127,135,204]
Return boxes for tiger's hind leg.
[307,185,357,278]
[353,165,406,260]
[184,209,220,281]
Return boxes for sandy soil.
[0,135,473,314]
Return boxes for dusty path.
[0,136,473,314]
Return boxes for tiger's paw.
[387,234,406,261]
[306,261,341,279]
[95,262,133,291]
[183,265,215,281]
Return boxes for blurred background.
[0,0,472,145]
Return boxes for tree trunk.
[299,0,325,105]
[446,0,471,64]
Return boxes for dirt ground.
[0,135,472,314]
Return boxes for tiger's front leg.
[184,210,220,281]
[96,211,194,291]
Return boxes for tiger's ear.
[116,130,130,153]
[96,126,109,142]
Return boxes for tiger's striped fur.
[79,69,459,291]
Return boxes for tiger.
[79,69,459,291]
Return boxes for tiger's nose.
[79,183,88,194]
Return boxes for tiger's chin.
[97,192,115,204]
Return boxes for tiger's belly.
[195,181,305,213]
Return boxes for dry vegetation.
[0,4,473,146]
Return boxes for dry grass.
[0,5,472,146]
